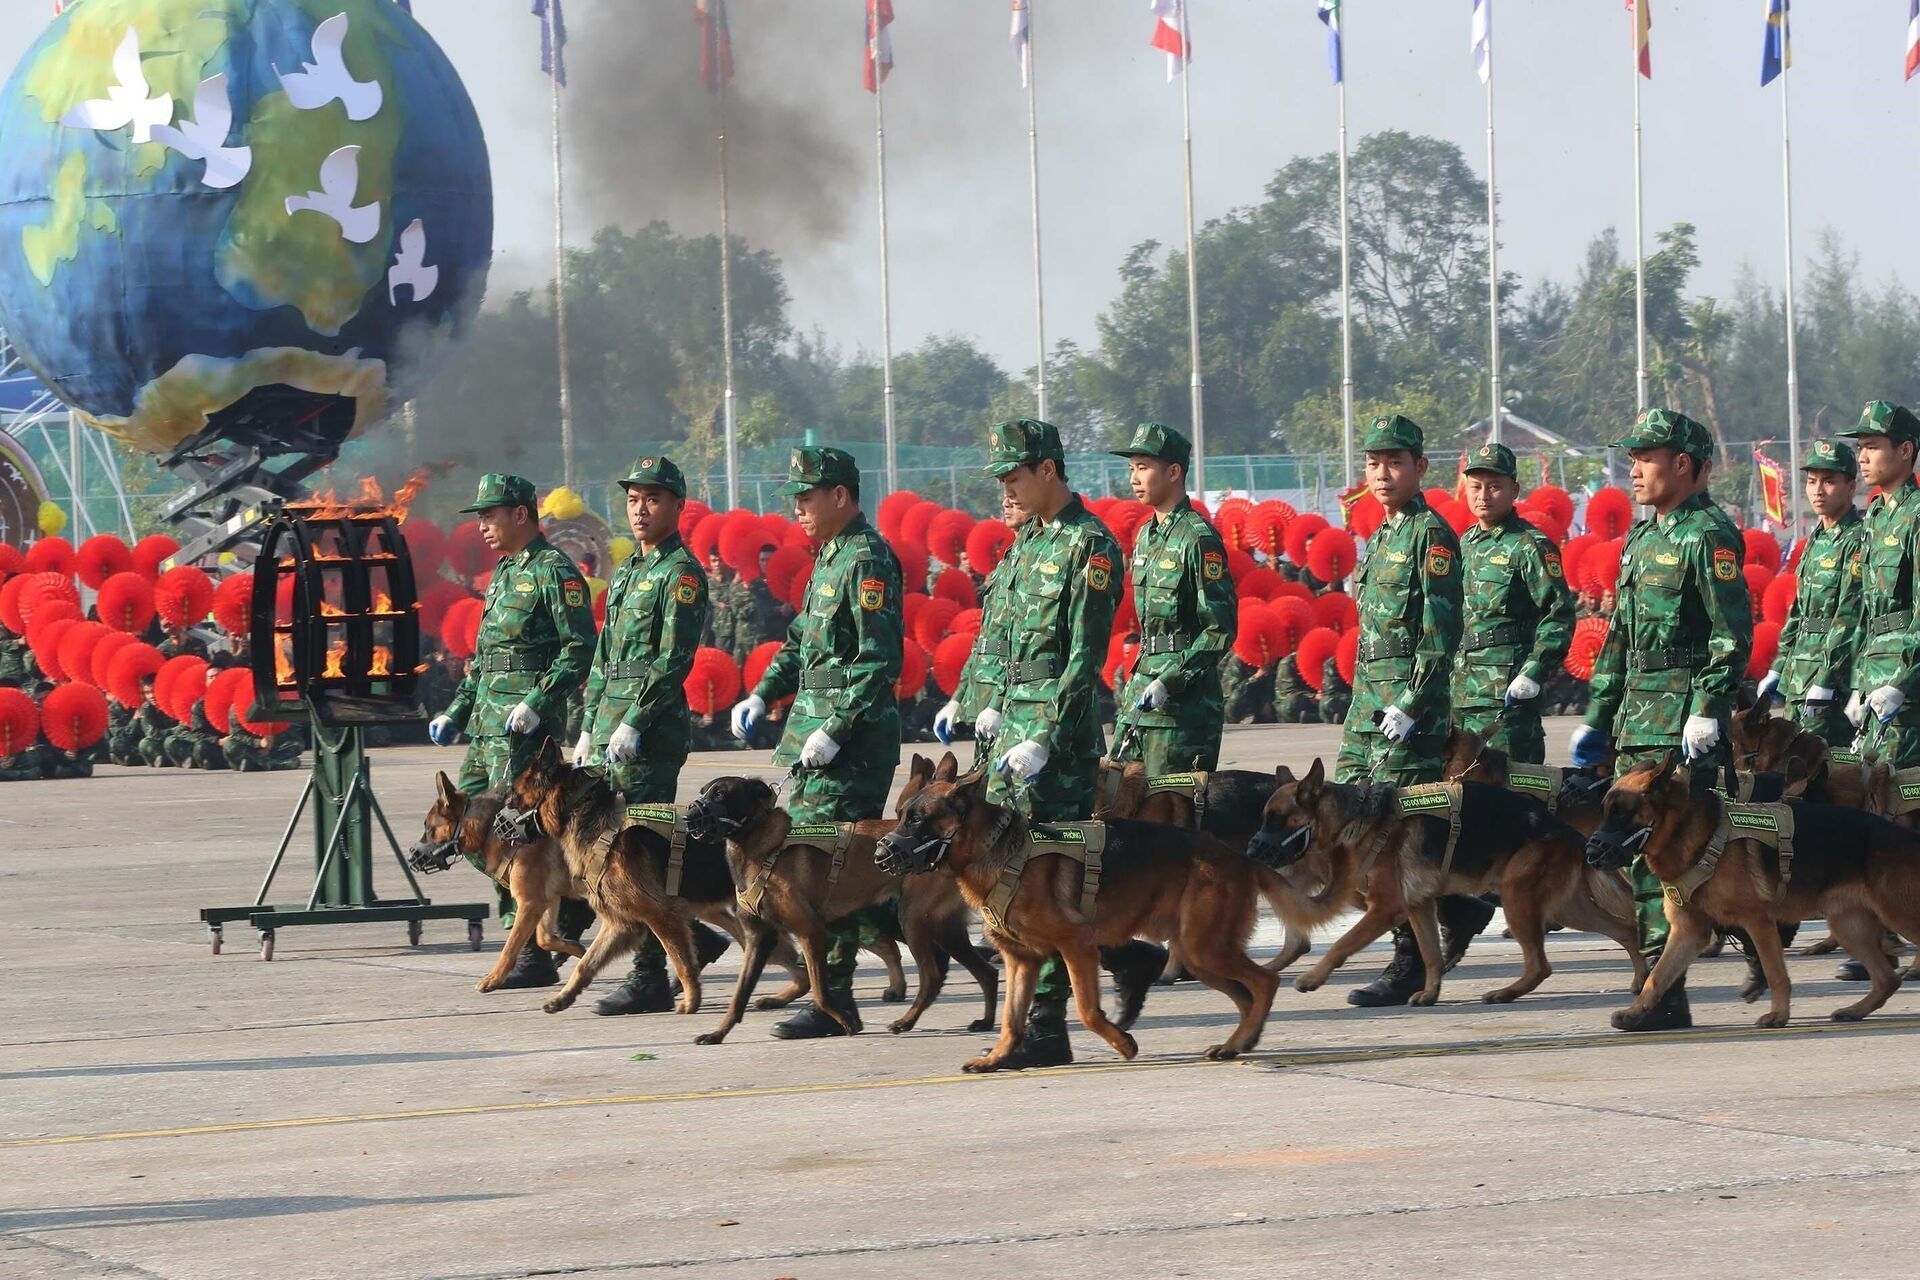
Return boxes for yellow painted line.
[0,1057,1224,1151]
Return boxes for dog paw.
[751,995,787,1011]
[541,997,574,1015]
[476,979,498,993]
[1116,1031,1139,1060]
[674,999,698,1015]
[1410,990,1440,1007]
[887,1019,913,1035]
[1830,1006,1869,1023]
[694,1031,726,1045]
[1754,1011,1789,1029]
[968,1018,995,1033]
[881,987,907,1004]
[962,1056,999,1074]
[1293,974,1323,993]
[1202,1044,1239,1061]
[1482,988,1519,1004]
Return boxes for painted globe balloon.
[0,0,492,456]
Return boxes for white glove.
[975,706,1003,740]
[1869,685,1905,724]
[1505,673,1540,703]
[570,730,592,767]
[505,701,540,735]
[607,723,641,765]
[996,739,1049,780]
[730,694,767,741]
[1845,690,1867,728]
[428,715,458,746]
[1682,714,1720,760]
[933,700,961,745]
[1756,669,1782,702]
[1136,678,1170,712]
[799,728,840,769]
[1378,705,1416,743]
[1805,684,1835,705]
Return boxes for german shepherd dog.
[877,769,1279,1071]
[681,765,998,1045]
[1247,759,1646,1005]
[1729,698,1875,812]
[1588,754,1920,1026]
[408,775,587,992]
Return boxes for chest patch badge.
[1425,546,1454,578]
[675,574,700,605]
[1039,561,1061,576]
[515,579,537,594]
[1158,558,1177,571]
[817,584,836,599]
[639,579,656,592]
[1712,547,1739,582]
[1089,554,1113,592]
[562,580,586,608]
[1202,550,1225,581]
[859,577,886,611]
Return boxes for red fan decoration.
[0,543,22,581]
[154,565,216,630]
[760,511,792,543]
[203,666,254,734]
[913,598,962,654]
[1523,506,1569,546]
[24,535,74,576]
[1104,502,1150,556]
[900,500,943,550]
[1225,548,1255,583]
[445,521,495,580]
[1295,626,1340,691]
[949,607,983,637]
[1585,487,1633,539]
[894,539,930,595]
[232,673,292,736]
[74,535,131,588]
[1240,566,1282,601]
[1232,603,1288,668]
[774,552,814,611]
[20,572,80,626]
[1761,573,1797,627]
[927,509,975,567]
[1246,500,1296,559]
[965,521,1015,574]
[1558,534,1597,593]
[1786,535,1806,575]
[89,631,138,689]
[763,545,811,605]
[1525,484,1574,529]
[1335,629,1360,687]
[155,655,210,724]
[1267,578,1313,603]
[719,513,778,581]
[895,640,930,702]
[418,580,476,638]
[25,599,82,651]
[931,567,978,610]
[0,687,37,756]
[1307,527,1358,583]
[402,520,447,582]
[129,534,180,580]
[877,490,924,541]
[592,591,607,631]
[1346,491,1385,539]
[932,633,973,696]
[107,643,165,709]
[1742,528,1782,572]
[1581,539,1624,596]
[40,683,109,752]
[902,591,931,633]
[781,521,814,550]
[1269,596,1313,655]
[1741,564,1774,621]
[472,569,493,596]
[679,499,715,541]
[58,621,110,689]
[743,640,784,694]
[0,575,29,634]
[441,598,485,659]
[30,617,81,681]
[685,647,742,715]
[1311,591,1358,635]
[1445,501,1476,536]
[212,573,254,636]
[1748,621,1782,680]
[1282,514,1328,568]
[1212,496,1255,551]
[1564,616,1609,681]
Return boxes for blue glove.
[1569,725,1607,769]
[428,715,457,746]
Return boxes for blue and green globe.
[0,0,492,455]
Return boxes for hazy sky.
[6,0,1918,377]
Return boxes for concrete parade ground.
[3,717,1917,1280]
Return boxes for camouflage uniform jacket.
[1585,492,1752,747]
[1777,507,1865,702]
[732,578,789,663]
[443,534,597,737]
[955,531,1026,720]
[581,532,708,746]
[1115,498,1237,730]
[1452,512,1574,711]
[1350,495,1463,727]
[1848,480,1920,704]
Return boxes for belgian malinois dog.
[408,775,586,992]
[877,769,1279,1071]
[681,767,998,1045]
[1588,754,1920,1027]
[1248,759,1646,1006]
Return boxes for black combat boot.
[493,942,560,990]
[994,998,1073,1069]
[1611,968,1692,1032]
[1736,924,1798,1002]
[1348,924,1425,1007]
[769,991,863,1040]
[1438,894,1497,973]
[1102,941,1169,1031]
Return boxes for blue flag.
[534,0,567,86]
[1761,0,1789,86]
[1318,0,1342,85]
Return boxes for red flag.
[698,0,733,91]
[1150,0,1189,80]
[1754,447,1786,525]
[864,0,894,93]
[1626,0,1651,79]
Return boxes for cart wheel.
[209,926,223,956]
[468,921,484,951]
[408,920,423,946]
[259,931,275,961]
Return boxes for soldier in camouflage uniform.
[1574,409,1752,1032]
[1453,442,1575,764]
[704,553,737,655]
[731,548,791,669]
[0,625,27,688]
[1340,416,1469,1007]
[1109,423,1237,775]
[166,666,229,769]
[429,473,599,990]
[136,690,176,767]
[732,446,904,1039]
[936,491,1030,767]
[1833,403,1920,768]
[1755,439,1864,748]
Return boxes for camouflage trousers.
[991,738,1104,1012]
[789,752,899,998]
[1455,702,1545,765]
[1108,717,1221,776]
[1790,696,1854,751]
[1339,674,1450,781]
[457,730,593,936]
[1854,704,1920,770]
[1616,741,1729,954]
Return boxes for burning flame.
[373,592,395,615]
[319,599,344,617]
[323,641,347,679]
[276,638,295,687]
[285,468,431,524]
[370,646,392,677]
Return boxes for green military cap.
[1463,440,1517,478]
[1359,414,1425,458]
[1837,400,1920,446]
[619,454,686,498]
[983,418,1065,478]
[1613,407,1711,461]
[459,472,537,513]
[1800,439,1858,479]
[1110,421,1192,469]
[775,445,860,497]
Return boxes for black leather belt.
[1462,622,1521,652]
[1008,657,1058,684]
[1627,647,1702,673]
[800,669,848,690]
[1140,632,1189,655]
[604,660,652,680]
[478,650,554,674]
[973,635,1009,657]
[1357,636,1416,662]
[1868,613,1908,637]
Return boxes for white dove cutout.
[150,75,252,190]
[278,13,383,122]
[284,145,381,245]
[388,219,439,304]
[60,28,173,144]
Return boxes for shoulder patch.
[1544,549,1564,579]
[1202,549,1225,581]
[562,579,586,608]
[1850,551,1863,579]
[1088,553,1113,592]
[1712,547,1739,582]
[1425,545,1454,578]
[675,573,700,605]
[859,577,887,611]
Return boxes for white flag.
[1472,0,1492,83]
[1011,0,1030,87]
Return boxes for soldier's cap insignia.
[641,457,655,468]
[1712,547,1739,581]
[1426,546,1454,577]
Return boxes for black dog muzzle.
[1584,824,1651,870]
[874,829,950,876]
[406,839,462,874]
[493,806,543,847]
[1248,823,1312,869]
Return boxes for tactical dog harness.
[1365,783,1467,881]
[981,823,1108,943]
[586,803,694,900]
[735,822,858,918]
[1502,765,1561,814]
[1662,801,1798,908]
[1144,771,1210,825]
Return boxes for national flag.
[1338,482,1367,528]
[1471,0,1492,84]
[1012,0,1031,87]
[1627,0,1650,78]
[1761,0,1790,86]
[1906,0,1918,80]
[533,0,567,86]
[698,0,733,91]
[1150,0,1190,81]
[864,0,894,93]
[52,0,67,12]
[1754,447,1786,525]
[1318,1,1342,85]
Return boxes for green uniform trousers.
[1456,703,1545,765]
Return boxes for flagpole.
[1024,1,1048,422]
[875,74,898,494]
[1631,9,1647,415]
[718,58,739,509]
[547,33,574,492]
[1177,0,1205,497]
[1779,61,1802,530]
[1336,43,1354,486]
[1482,14,1501,446]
